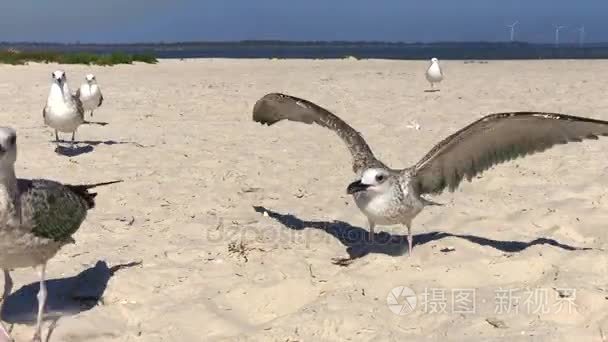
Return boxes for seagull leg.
[406,222,413,257]
[368,219,375,243]
[0,321,11,342]
[54,130,59,143]
[90,110,94,118]
[71,132,76,149]
[0,270,13,342]
[32,263,47,342]
[1,270,12,303]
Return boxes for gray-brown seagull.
[76,73,104,118]
[0,127,121,341]
[253,92,608,262]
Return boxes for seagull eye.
[8,135,15,146]
[375,174,385,182]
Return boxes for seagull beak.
[346,180,369,194]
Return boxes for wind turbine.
[577,25,585,47]
[506,21,518,42]
[554,25,566,46]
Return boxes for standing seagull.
[43,70,84,147]
[0,127,121,341]
[76,74,103,118]
[253,93,608,262]
[425,57,443,91]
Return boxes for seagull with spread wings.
[253,93,608,262]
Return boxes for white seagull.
[0,127,121,341]
[425,57,443,90]
[43,70,84,147]
[76,74,104,117]
[253,93,608,264]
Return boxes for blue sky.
[1,0,604,43]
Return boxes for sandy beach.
[0,58,607,341]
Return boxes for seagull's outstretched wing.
[253,93,385,173]
[412,112,608,195]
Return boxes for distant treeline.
[2,41,608,60]
[0,49,157,65]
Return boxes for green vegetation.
[0,49,157,65]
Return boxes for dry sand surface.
[0,58,607,341]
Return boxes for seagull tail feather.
[67,180,123,209]
[77,180,124,189]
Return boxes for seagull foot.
[0,324,12,342]
[31,332,41,342]
[331,256,356,267]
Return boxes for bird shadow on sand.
[54,144,94,157]
[1,260,141,339]
[253,206,593,266]
[424,89,441,93]
[54,140,149,157]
